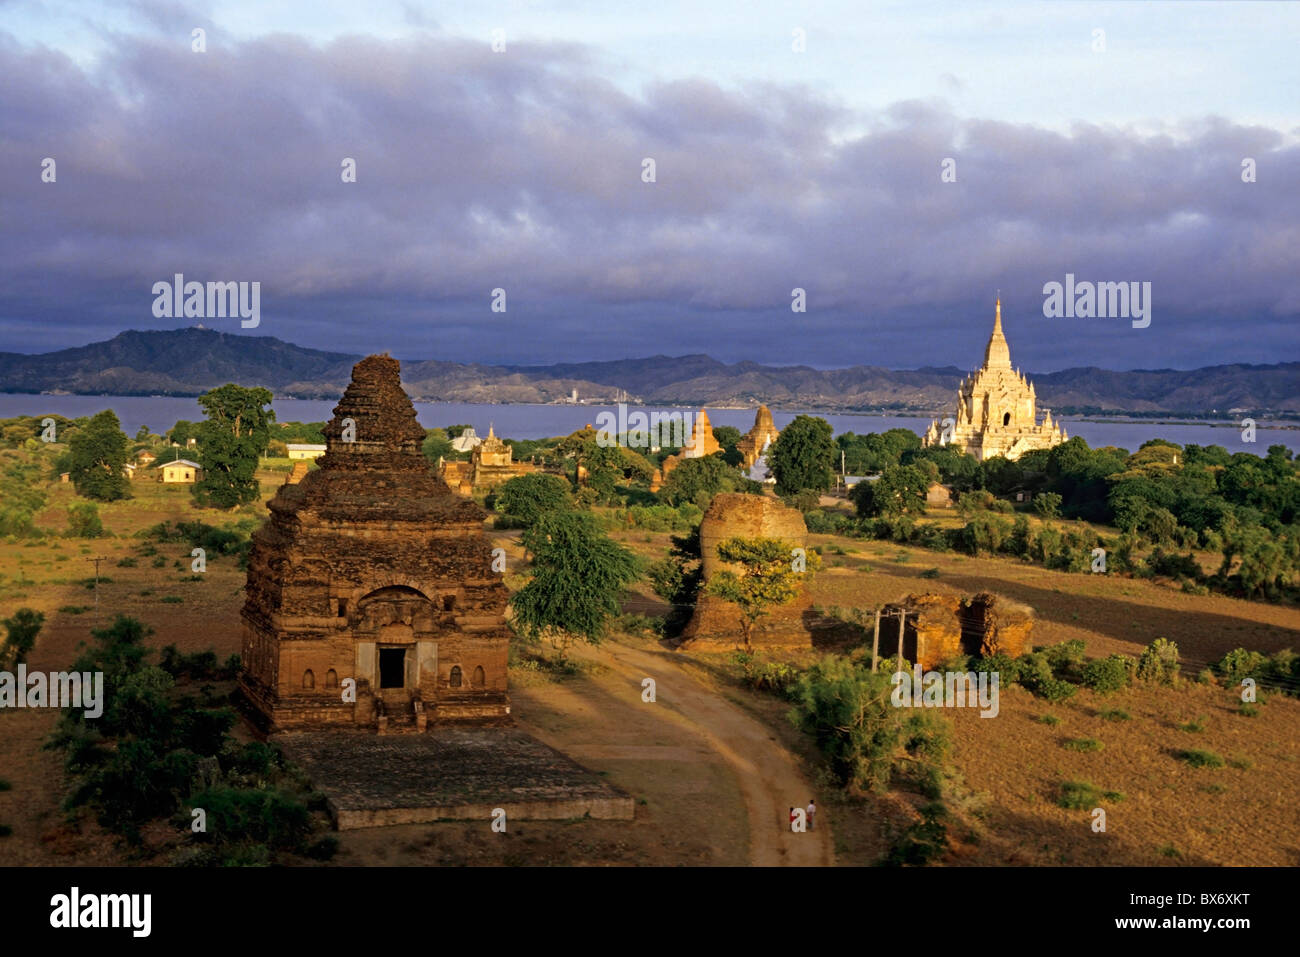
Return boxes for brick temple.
[239,354,511,733]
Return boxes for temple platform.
[275,727,635,830]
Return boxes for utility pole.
[86,556,109,609]
[871,607,882,673]
[896,608,907,672]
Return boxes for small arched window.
[450,666,462,688]
[303,669,315,689]
[325,669,338,689]
[472,666,485,689]
[1002,412,1011,426]
[443,595,456,612]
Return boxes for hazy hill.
[0,328,1295,415]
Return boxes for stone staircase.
[374,688,427,734]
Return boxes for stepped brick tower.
[660,408,723,479]
[923,299,1066,462]
[239,355,510,733]
[736,405,780,469]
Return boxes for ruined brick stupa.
[239,355,511,732]
[681,493,813,646]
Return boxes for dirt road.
[587,640,833,867]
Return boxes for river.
[1,394,1295,455]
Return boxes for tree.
[66,503,104,538]
[495,473,570,526]
[63,409,131,501]
[167,420,199,447]
[192,385,275,508]
[658,454,736,507]
[134,425,152,442]
[510,512,640,661]
[421,428,454,464]
[1033,492,1062,520]
[706,536,819,650]
[769,415,835,495]
[852,464,930,518]
[1,608,44,669]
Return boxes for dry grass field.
[2,473,1297,867]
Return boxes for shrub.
[1042,640,1087,677]
[1099,709,1130,721]
[1058,780,1123,810]
[66,503,104,539]
[1018,653,1076,701]
[1037,714,1062,727]
[1176,749,1224,769]
[880,801,948,866]
[789,656,949,794]
[976,653,1022,686]
[920,567,941,579]
[1062,737,1104,752]
[1136,638,1180,685]
[1,607,44,668]
[1178,716,1207,733]
[1081,655,1135,694]
[116,556,138,568]
[1214,648,1266,683]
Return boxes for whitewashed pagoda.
[923,298,1066,461]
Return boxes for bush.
[789,656,945,793]
[1,608,44,668]
[1099,709,1130,721]
[1018,653,1077,701]
[976,653,1022,686]
[1176,749,1225,769]
[1062,737,1104,752]
[880,801,948,866]
[1136,638,1180,685]
[1058,780,1123,810]
[66,503,104,539]
[1081,655,1135,694]
[1213,648,1266,683]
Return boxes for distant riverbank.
[2,393,1296,455]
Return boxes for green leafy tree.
[769,415,835,495]
[659,454,736,507]
[64,409,131,501]
[706,536,820,650]
[1,608,44,669]
[421,427,455,463]
[510,512,640,661]
[852,464,930,518]
[66,503,104,538]
[192,385,275,508]
[1033,492,1062,520]
[495,473,571,526]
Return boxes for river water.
[1,393,1295,455]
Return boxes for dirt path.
[587,640,832,867]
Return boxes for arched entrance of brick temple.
[352,586,440,729]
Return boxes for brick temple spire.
[319,354,427,471]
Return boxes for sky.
[0,0,1297,371]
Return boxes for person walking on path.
[806,799,816,832]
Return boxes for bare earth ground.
[2,481,1297,866]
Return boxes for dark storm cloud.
[0,28,1296,370]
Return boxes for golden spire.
[983,296,1012,370]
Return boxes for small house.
[136,450,157,465]
[286,443,327,460]
[926,483,954,508]
[160,459,202,484]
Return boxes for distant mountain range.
[0,328,1296,416]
